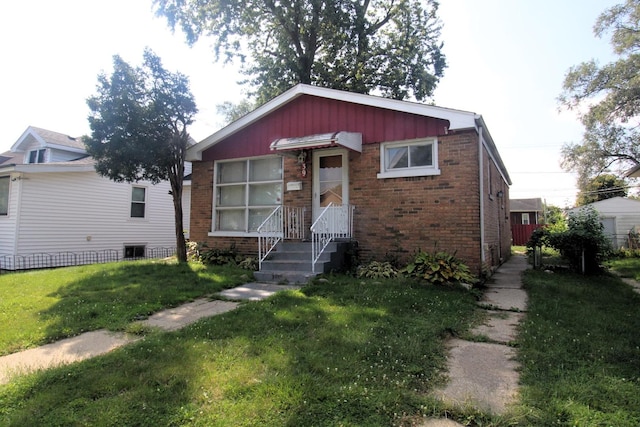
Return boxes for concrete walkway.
[425,255,529,426]
[0,283,299,384]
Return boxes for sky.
[0,0,622,208]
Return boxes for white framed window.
[130,186,146,218]
[213,156,283,234]
[377,138,440,179]
[0,176,9,216]
[521,213,530,225]
[28,149,46,164]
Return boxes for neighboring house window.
[131,186,146,218]
[28,149,46,164]
[522,213,530,225]
[377,138,440,178]
[124,245,146,258]
[214,156,283,233]
[0,176,8,216]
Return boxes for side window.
[0,176,9,216]
[28,149,46,164]
[131,186,146,218]
[377,138,440,178]
[521,213,530,225]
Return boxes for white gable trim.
[187,84,479,161]
[11,127,47,152]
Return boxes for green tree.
[558,0,640,188]
[576,173,628,205]
[85,49,197,263]
[154,0,446,104]
[542,204,567,232]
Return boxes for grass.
[4,257,640,425]
[607,256,640,281]
[0,260,251,356]
[515,267,640,426]
[0,275,481,426]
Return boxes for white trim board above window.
[377,138,440,179]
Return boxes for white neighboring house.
[567,197,640,249]
[0,126,191,270]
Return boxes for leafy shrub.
[237,256,258,271]
[356,261,399,279]
[199,245,239,266]
[403,250,476,286]
[547,207,613,273]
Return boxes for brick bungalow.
[187,84,511,280]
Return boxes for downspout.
[478,126,486,266]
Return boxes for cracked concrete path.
[430,255,529,418]
[0,283,296,384]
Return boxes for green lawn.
[3,260,640,425]
[0,274,481,426]
[516,267,640,426]
[0,260,251,356]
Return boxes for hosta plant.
[356,261,399,279]
[404,250,476,286]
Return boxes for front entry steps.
[254,241,349,284]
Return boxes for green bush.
[403,249,476,286]
[544,207,613,274]
[237,256,258,271]
[199,245,239,266]
[356,261,398,279]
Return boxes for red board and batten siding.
[201,95,450,161]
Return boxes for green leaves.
[403,249,476,286]
[85,49,197,262]
[154,0,446,103]
[558,1,640,190]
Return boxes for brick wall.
[481,146,512,271]
[350,129,484,273]
[189,129,510,275]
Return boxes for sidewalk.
[425,255,529,426]
[0,282,299,384]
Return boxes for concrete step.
[255,241,349,284]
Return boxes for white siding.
[13,171,176,256]
[49,148,85,162]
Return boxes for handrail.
[257,206,283,270]
[257,206,306,270]
[310,203,355,273]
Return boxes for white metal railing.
[257,206,306,269]
[310,203,355,273]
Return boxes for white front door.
[312,149,349,221]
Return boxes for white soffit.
[270,131,362,152]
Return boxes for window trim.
[377,138,440,179]
[130,185,147,219]
[521,213,530,225]
[210,155,283,236]
[28,149,46,164]
[0,176,9,216]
